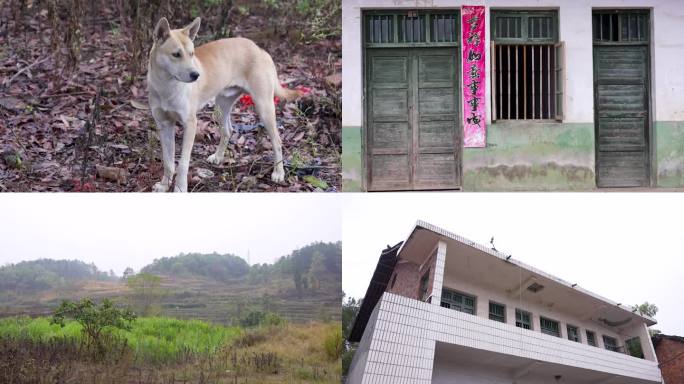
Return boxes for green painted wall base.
[342,126,363,191]
[463,122,596,191]
[655,121,684,187]
[341,121,684,191]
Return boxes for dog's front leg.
[152,108,176,192]
[175,115,198,192]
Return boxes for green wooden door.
[593,11,650,188]
[366,48,461,191]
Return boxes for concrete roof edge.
[404,220,657,326]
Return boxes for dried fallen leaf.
[130,99,149,110]
[96,165,127,184]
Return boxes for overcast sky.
[0,194,341,275]
[343,193,684,336]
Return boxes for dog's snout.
[189,71,200,81]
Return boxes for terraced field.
[0,273,341,325]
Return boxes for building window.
[515,309,532,330]
[567,325,581,343]
[489,301,506,323]
[592,11,649,43]
[441,288,475,315]
[603,335,620,352]
[365,11,460,46]
[586,330,597,347]
[540,316,561,337]
[490,10,564,121]
[419,269,430,301]
[626,337,644,358]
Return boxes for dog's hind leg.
[207,94,239,165]
[152,108,176,192]
[254,97,285,183]
[175,115,198,192]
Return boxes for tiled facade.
[350,293,663,384]
[348,221,664,384]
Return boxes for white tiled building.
[347,221,663,384]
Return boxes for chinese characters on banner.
[462,5,486,147]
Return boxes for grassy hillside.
[0,316,341,383]
[0,242,342,324]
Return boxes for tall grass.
[0,316,241,364]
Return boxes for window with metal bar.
[441,288,475,315]
[586,330,597,347]
[567,325,581,343]
[540,316,561,337]
[489,301,506,323]
[593,11,648,43]
[364,11,459,46]
[491,11,563,121]
[515,309,532,330]
[602,335,621,352]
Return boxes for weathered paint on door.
[366,48,461,191]
[593,12,651,188]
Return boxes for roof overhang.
[350,220,656,343]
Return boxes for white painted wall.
[441,269,627,350]
[342,0,684,126]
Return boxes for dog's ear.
[182,17,201,41]
[154,17,171,43]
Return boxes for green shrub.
[323,326,343,361]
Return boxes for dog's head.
[151,17,201,83]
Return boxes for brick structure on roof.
[653,334,684,384]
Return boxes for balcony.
[373,292,662,383]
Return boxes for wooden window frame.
[540,316,561,338]
[441,288,476,315]
[488,301,506,323]
[567,324,581,343]
[592,9,650,44]
[491,10,559,45]
[515,308,533,330]
[602,335,620,352]
[491,10,564,122]
[586,330,597,347]
[364,10,461,48]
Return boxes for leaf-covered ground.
[0,2,341,192]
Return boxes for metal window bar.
[540,317,560,337]
[587,331,597,346]
[515,309,532,329]
[493,44,558,120]
[489,302,506,322]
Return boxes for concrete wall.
[348,292,663,384]
[342,0,684,190]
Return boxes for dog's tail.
[275,83,305,102]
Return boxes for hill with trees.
[0,259,114,292]
[141,253,250,282]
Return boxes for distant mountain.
[0,259,113,292]
[141,253,250,281]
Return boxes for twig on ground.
[3,54,52,87]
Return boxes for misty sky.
[0,194,341,275]
[342,193,684,336]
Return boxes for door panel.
[367,48,461,191]
[594,45,649,188]
[367,49,412,190]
